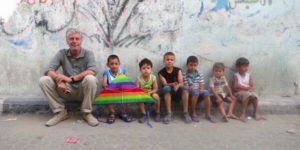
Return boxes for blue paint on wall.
[210,0,230,12]
[7,38,31,50]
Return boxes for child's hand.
[174,84,180,92]
[249,87,254,92]
[216,97,223,104]
[226,98,232,103]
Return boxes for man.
[39,28,99,127]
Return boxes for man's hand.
[57,82,68,94]
[55,74,72,83]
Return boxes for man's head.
[66,28,82,53]
[186,56,199,73]
[163,52,176,68]
[212,62,225,78]
[235,57,249,74]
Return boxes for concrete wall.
[0,0,299,96]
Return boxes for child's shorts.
[161,85,187,101]
[210,94,230,107]
[234,91,258,102]
[189,89,210,97]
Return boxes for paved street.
[0,113,299,150]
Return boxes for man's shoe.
[45,110,69,127]
[83,113,99,127]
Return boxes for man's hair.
[213,62,225,71]
[107,54,120,64]
[139,58,153,69]
[235,57,249,67]
[163,52,175,59]
[186,56,198,65]
[66,28,82,39]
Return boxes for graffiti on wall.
[0,0,300,96]
[1,0,184,50]
[20,0,77,6]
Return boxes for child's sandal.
[106,113,115,124]
[119,113,134,123]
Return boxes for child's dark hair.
[163,52,175,59]
[107,54,120,64]
[213,62,225,71]
[186,56,198,65]
[235,57,249,67]
[139,58,153,69]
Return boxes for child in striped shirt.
[183,56,215,123]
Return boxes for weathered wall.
[0,0,299,96]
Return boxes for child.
[102,54,133,124]
[209,62,238,122]
[136,58,161,123]
[158,52,191,124]
[183,56,216,123]
[232,57,261,122]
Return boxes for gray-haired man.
[39,28,99,127]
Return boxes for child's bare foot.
[239,115,246,122]
[254,113,261,121]
[222,116,229,122]
[227,114,238,120]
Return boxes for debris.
[0,118,17,121]
[77,120,84,123]
[286,129,296,134]
[65,137,80,144]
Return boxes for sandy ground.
[0,113,299,150]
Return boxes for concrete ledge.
[1,96,300,115]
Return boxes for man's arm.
[47,71,71,83]
[72,70,95,82]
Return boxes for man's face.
[67,32,81,51]
[164,55,175,68]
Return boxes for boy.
[101,55,133,123]
[209,62,238,122]
[232,57,261,122]
[136,58,161,123]
[183,56,216,123]
[158,52,191,124]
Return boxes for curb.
[1,96,300,115]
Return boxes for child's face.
[107,58,120,73]
[213,68,224,78]
[187,62,198,73]
[140,64,152,77]
[238,64,249,74]
[164,55,175,68]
